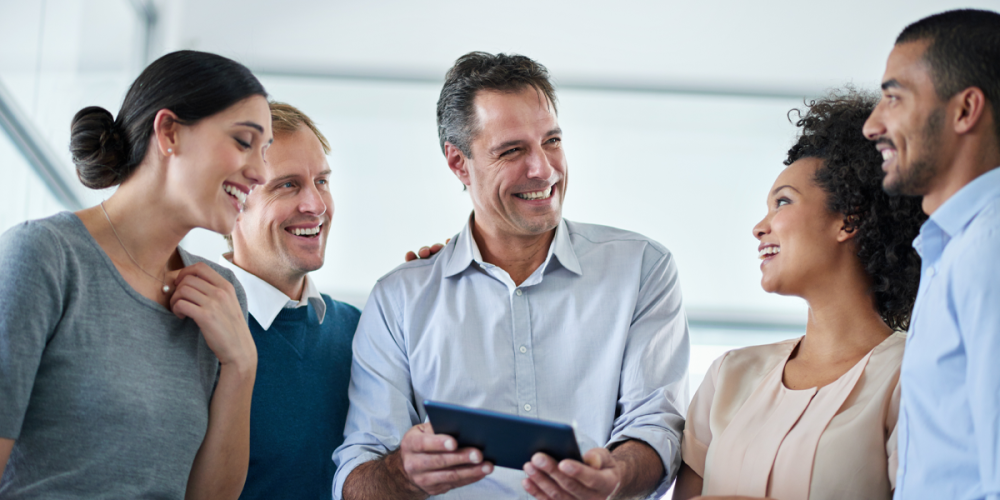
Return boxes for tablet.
[423,400,583,470]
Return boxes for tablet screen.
[424,400,583,470]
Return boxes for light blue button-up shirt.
[332,218,689,499]
[895,167,1000,500]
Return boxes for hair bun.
[70,106,128,189]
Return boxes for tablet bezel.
[423,400,583,470]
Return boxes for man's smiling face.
[455,87,567,238]
[232,124,333,289]
[864,40,947,196]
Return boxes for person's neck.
[230,252,307,301]
[922,136,1000,215]
[798,263,893,363]
[471,217,556,286]
[95,172,191,275]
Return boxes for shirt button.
[524,404,532,412]
[515,288,522,296]
[519,346,527,353]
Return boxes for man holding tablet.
[333,52,690,500]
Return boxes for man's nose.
[299,184,328,216]
[525,148,554,180]
[863,104,886,141]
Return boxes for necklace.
[100,201,171,294]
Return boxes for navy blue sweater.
[239,295,360,500]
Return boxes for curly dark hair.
[785,88,927,330]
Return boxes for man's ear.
[952,87,987,136]
[444,142,472,188]
[153,108,182,157]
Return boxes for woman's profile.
[673,89,926,500]
[0,50,271,499]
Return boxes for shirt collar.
[929,166,1000,238]
[218,254,326,330]
[443,215,582,279]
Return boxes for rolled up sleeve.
[332,280,418,500]
[606,247,690,488]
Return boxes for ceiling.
[156,0,1000,97]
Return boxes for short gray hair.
[436,52,557,158]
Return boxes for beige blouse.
[682,332,904,500]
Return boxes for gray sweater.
[0,212,247,499]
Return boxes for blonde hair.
[269,101,331,154]
[224,101,330,250]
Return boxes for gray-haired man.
[333,52,690,500]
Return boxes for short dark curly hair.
[785,88,927,330]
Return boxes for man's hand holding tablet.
[391,422,494,497]
[522,440,666,500]
[522,448,622,500]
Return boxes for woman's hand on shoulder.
[169,262,256,372]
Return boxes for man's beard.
[884,107,943,196]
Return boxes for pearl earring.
[167,148,173,154]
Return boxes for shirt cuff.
[332,450,382,500]
[608,426,682,494]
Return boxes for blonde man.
[219,102,360,500]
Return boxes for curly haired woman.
[672,89,927,500]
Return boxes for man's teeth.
[515,186,552,200]
[758,246,780,260]
[291,225,322,236]
[224,184,246,205]
[882,149,897,161]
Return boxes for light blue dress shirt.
[332,218,689,499]
[895,166,1000,500]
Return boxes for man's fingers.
[523,463,568,499]
[417,462,493,491]
[404,251,418,262]
[407,432,457,454]
[582,447,611,470]
[555,459,604,492]
[522,476,554,500]
[407,448,483,474]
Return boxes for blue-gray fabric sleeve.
[606,244,690,492]
[332,279,417,500]
[0,223,66,439]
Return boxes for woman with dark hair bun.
[0,50,271,499]
[672,89,927,500]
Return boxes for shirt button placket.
[511,287,536,417]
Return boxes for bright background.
[3,0,995,420]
